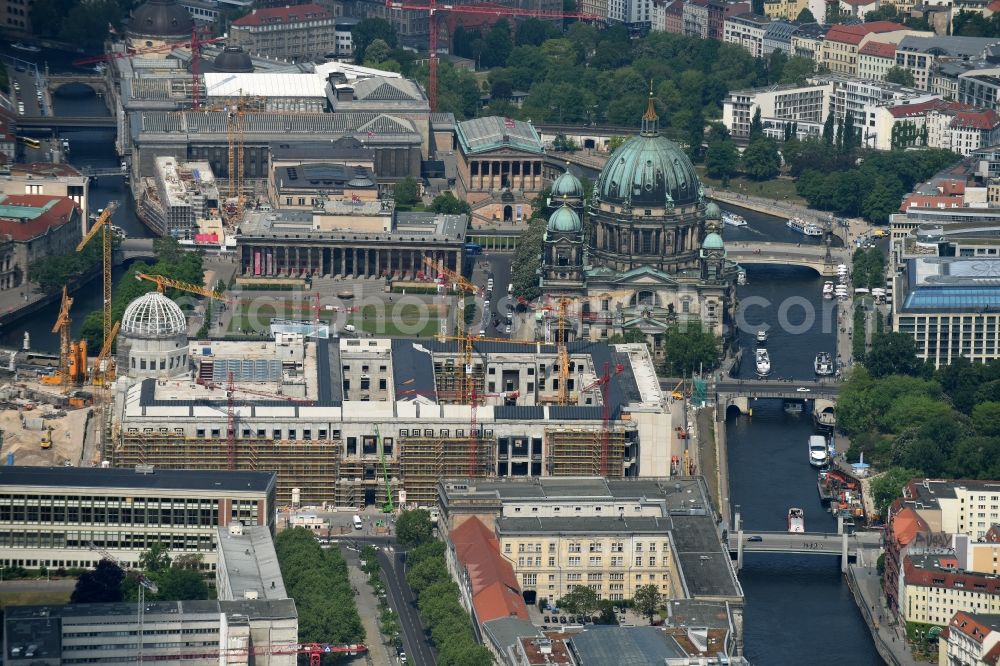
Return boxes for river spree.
[727,225,879,662]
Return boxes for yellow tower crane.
[93,320,121,386]
[135,272,230,302]
[76,201,119,376]
[422,256,480,403]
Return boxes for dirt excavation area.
[0,391,91,467]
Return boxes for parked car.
[747,535,763,542]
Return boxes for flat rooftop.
[0,466,275,493]
[217,526,287,600]
[569,626,686,665]
[5,599,297,657]
[237,208,465,242]
[442,477,743,602]
[900,257,1000,312]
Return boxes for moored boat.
[11,42,41,53]
[788,507,805,533]
[755,348,771,376]
[809,435,830,468]
[787,217,824,236]
[814,352,834,376]
[723,210,747,227]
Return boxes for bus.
[464,242,482,256]
[18,136,40,149]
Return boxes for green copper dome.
[552,168,583,198]
[596,93,700,208]
[703,232,724,251]
[705,202,722,219]
[547,205,581,233]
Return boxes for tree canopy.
[396,509,434,548]
[632,584,662,624]
[399,511,492,666]
[795,148,962,223]
[351,18,397,64]
[836,354,1000,517]
[71,560,125,603]
[663,322,720,376]
[276,527,365,645]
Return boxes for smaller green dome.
[703,232,724,250]
[705,202,722,219]
[552,169,583,199]
[547,205,581,233]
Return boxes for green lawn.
[349,303,440,338]
[695,167,807,205]
[228,298,445,337]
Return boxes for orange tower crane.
[384,0,601,111]
[46,286,74,389]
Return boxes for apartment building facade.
[230,4,338,62]
[723,13,771,58]
[723,82,832,139]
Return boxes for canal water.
[0,84,152,352]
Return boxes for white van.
[353,514,363,530]
[344,324,356,334]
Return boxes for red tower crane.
[148,642,366,665]
[73,27,223,110]
[199,372,316,470]
[384,0,601,110]
[579,361,624,476]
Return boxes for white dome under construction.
[122,291,187,338]
[119,291,189,380]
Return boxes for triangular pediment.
[610,264,679,286]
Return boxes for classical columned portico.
[470,158,543,192]
[240,244,461,280]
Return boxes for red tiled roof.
[904,556,1000,594]
[450,517,529,624]
[0,194,78,242]
[950,611,998,644]
[986,643,1000,665]
[886,99,958,119]
[899,194,964,211]
[825,21,906,45]
[233,4,331,27]
[951,109,1000,130]
[11,162,82,178]
[859,41,896,58]
[989,0,1000,13]
[891,507,929,546]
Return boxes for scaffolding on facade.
[113,434,341,505]
[545,427,627,478]
[399,436,495,506]
[336,459,402,509]
[432,359,485,404]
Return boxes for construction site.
[107,327,677,509]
